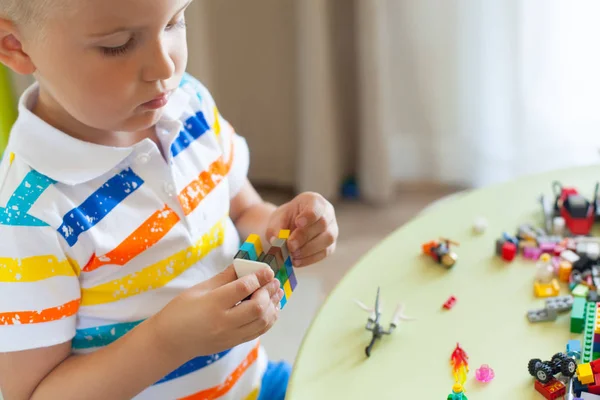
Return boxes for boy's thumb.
[204,265,238,290]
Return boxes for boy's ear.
[0,18,35,75]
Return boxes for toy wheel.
[528,359,541,376]
[535,363,553,384]
[561,359,577,377]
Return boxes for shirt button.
[136,153,151,165]
[164,182,176,197]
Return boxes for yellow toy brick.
[558,261,572,282]
[577,363,595,385]
[595,309,600,334]
[278,229,290,239]
[245,234,263,258]
[284,280,293,299]
[533,279,560,298]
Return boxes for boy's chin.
[123,109,165,131]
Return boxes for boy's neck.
[32,85,158,148]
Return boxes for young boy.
[0,1,339,399]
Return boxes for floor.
[259,185,461,364]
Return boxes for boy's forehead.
[73,0,188,27]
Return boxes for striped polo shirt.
[0,74,268,399]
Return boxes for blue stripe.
[58,168,144,246]
[0,170,55,226]
[155,349,232,385]
[72,320,144,349]
[73,318,232,384]
[170,111,210,158]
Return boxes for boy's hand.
[151,265,282,361]
[266,192,338,267]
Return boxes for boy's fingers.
[237,292,282,341]
[218,267,275,307]
[228,280,282,324]
[203,265,239,290]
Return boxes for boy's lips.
[141,90,173,110]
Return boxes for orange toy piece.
[423,238,460,269]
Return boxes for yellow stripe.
[0,255,77,282]
[244,388,260,400]
[81,217,227,306]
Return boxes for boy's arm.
[0,266,281,400]
[230,179,277,244]
[0,318,183,400]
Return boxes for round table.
[287,165,600,399]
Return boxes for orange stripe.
[179,140,235,216]
[179,342,260,400]
[83,139,234,273]
[0,299,80,325]
[83,206,181,272]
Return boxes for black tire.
[536,363,553,384]
[551,353,567,364]
[528,359,542,376]
[561,359,577,377]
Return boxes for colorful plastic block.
[501,241,517,261]
[592,359,600,374]
[573,376,589,397]
[575,285,592,298]
[245,234,264,257]
[524,246,543,260]
[288,270,298,290]
[279,293,287,309]
[578,363,595,385]
[534,279,560,298]
[569,339,583,360]
[573,297,588,333]
[284,280,293,299]
[583,303,598,363]
[240,242,259,261]
[278,229,290,239]
[559,261,573,282]
[534,378,566,400]
[589,375,600,395]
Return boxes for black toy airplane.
[355,287,415,357]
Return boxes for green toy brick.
[581,302,597,363]
[276,268,288,288]
[572,297,587,333]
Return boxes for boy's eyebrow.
[88,0,193,37]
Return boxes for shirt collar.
[9,82,185,185]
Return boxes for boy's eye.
[166,18,187,31]
[101,38,134,57]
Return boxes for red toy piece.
[450,343,469,387]
[552,181,599,236]
[534,378,566,400]
[501,241,517,261]
[443,296,457,310]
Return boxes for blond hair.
[0,0,49,25]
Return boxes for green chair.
[0,65,17,154]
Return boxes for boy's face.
[20,0,190,135]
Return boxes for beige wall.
[188,0,299,188]
[10,0,359,192]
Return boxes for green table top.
[287,165,600,399]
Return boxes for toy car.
[422,238,459,269]
[528,352,577,384]
[550,181,599,236]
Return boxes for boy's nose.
[142,41,176,83]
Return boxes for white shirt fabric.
[0,74,267,400]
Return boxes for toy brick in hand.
[233,230,297,309]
